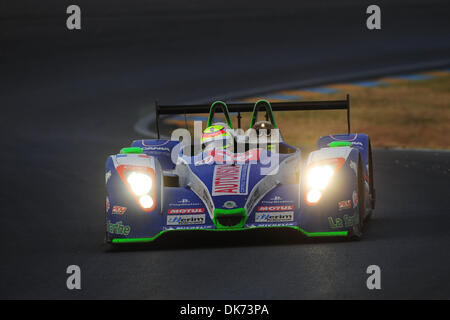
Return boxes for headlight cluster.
[305,165,334,204]
[305,158,344,205]
[127,172,154,209]
[117,164,157,212]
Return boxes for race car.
[105,96,375,244]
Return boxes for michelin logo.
[255,211,294,223]
[167,214,206,225]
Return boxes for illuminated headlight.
[306,189,322,204]
[139,195,154,209]
[127,172,152,195]
[116,164,157,212]
[307,165,335,190]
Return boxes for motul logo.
[168,208,205,214]
[257,205,294,211]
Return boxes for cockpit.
[181,100,296,157]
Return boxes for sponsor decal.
[196,149,261,166]
[349,160,358,175]
[234,149,260,162]
[257,205,294,212]
[106,197,110,212]
[261,195,294,204]
[195,155,214,166]
[105,170,111,184]
[212,164,249,196]
[223,201,237,209]
[352,190,358,208]
[212,149,260,163]
[112,205,127,215]
[169,198,202,207]
[167,214,206,225]
[164,225,214,230]
[168,208,205,214]
[338,200,352,211]
[107,220,131,235]
[143,146,171,152]
[246,222,295,228]
[255,211,294,223]
[328,213,357,229]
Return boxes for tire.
[368,140,375,213]
[349,155,366,240]
[103,232,117,250]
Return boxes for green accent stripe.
[301,230,349,237]
[111,226,348,243]
[214,208,246,215]
[328,141,352,148]
[120,147,143,154]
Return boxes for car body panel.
[106,137,373,242]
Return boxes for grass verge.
[169,73,450,150]
[275,74,450,149]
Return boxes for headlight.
[306,189,322,204]
[305,158,345,206]
[127,172,152,195]
[139,195,154,209]
[306,165,335,190]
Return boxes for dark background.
[1,0,449,299]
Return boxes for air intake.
[213,208,247,229]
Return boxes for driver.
[201,125,234,152]
[252,120,274,137]
[251,120,276,151]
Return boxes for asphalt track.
[1,0,450,299]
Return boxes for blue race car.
[105,96,375,244]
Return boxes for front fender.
[299,147,360,233]
[105,154,164,240]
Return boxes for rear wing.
[154,94,350,138]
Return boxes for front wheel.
[348,156,366,240]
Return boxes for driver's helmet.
[252,120,274,137]
[201,125,234,151]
